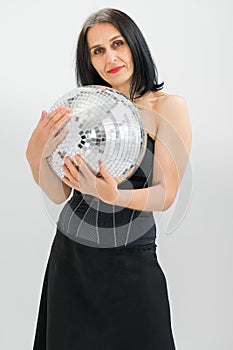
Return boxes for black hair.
[75,8,164,100]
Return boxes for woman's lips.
[108,66,124,74]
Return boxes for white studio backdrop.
[0,0,232,349]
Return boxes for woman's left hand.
[62,154,119,203]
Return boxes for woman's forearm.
[28,157,72,204]
[108,184,175,212]
[26,106,72,203]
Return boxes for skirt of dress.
[33,229,176,350]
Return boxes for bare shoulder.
[134,91,191,151]
[136,90,189,122]
[153,92,188,117]
[152,92,192,153]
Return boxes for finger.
[47,108,70,129]
[63,157,79,179]
[62,162,85,189]
[41,106,63,126]
[62,171,84,189]
[61,175,74,188]
[98,160,113,182]
[74,155,93,178]
[49,114,70,139]
[36,110,48,128]
[49,105,71,119]
[39,110,48,123]
[48,127,69,151]
[62,164,76,186]
[43,106,71,128]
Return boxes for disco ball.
[47,85,147,184]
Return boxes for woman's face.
[87,22,134,97]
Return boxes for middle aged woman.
[28,8,192,350]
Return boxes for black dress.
[33,134,176,349]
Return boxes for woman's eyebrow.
[89,35,122,51]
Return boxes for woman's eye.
[113,40,124,47]
[93,47,104,55]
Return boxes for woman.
[26,8,192,350]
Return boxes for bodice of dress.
[57,134,156,248]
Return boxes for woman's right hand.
[26,106,71,166]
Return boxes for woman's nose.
[105,49,117,63]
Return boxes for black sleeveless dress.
[32,134,176,350]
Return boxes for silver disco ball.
[47,85,147,184]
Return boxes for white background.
[0,0,232,349]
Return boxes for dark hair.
[75,8,164,100]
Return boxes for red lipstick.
[108,66,124,74]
